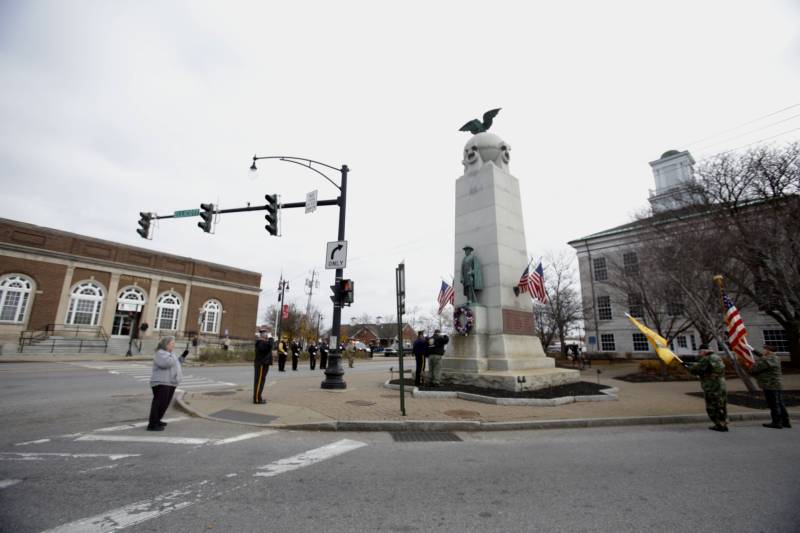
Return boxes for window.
[690,334,697,351]
[200,299,221,334]
[676,336,687,348]
[0,274,33,323]
[763,329,789,353]
[117,286,146,311]
[600,333,616,351]
[628,293,644,318]
[156,292,182,331]
[632,333,649,351]
[623,251,639,276]
[593,257,608,281]
[66,281,104,326]
[597,296,612,320]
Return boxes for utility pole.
[276,276,289,341]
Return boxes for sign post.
[395,262,406,416]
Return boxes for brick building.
[0,218,261,353]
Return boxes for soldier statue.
[460,245,483,304]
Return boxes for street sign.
[305,190,318,213]
[174,209,201,218]
[325,240,348,269]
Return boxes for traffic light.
[341,279,354,306]
[136,212,152,239]
[264,194,279,236]
[198,203,214,233]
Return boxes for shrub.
[638,359,690,378]
[197,346,254,363]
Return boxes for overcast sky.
[1,1,799,330]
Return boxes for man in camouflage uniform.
[748,344,791,429]
[685,344,728,432]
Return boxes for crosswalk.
[71,362,237,391]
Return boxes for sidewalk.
[176,361,799,432]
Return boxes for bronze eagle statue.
[459,108,501,134]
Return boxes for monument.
[441,109,580,392]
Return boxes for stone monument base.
[441,367,580,393]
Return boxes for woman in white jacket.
[147,336,189,431]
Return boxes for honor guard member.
[253,332,273,404]
[749,344,791,429]
[290,339,301,371]
[308,342,318,370]
[412,331,428,387]
[685,344,729,431]
[426,329,449,387]
[319,341,329,369]
[277,337,288,371]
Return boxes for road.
[1,361,798,532]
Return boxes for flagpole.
[712,275,757,393]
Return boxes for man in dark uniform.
[412,331,428,387]
[290,339,301,371]
[277,337,287,371]
[685,344,728,431]
[427,329,449,387]
[308,342,318,370]
[749,344,791,429]
[319,342,329,369]
[253,332,273,404]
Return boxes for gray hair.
[157,336,176,352]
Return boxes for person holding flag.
[685,344,729,432]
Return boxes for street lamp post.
[250,155,349,389]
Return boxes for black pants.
[320,353,328,369]
[414,354,426,386]
[292,354,299,370]
[764,389,790,425]
[148,385,176,428]
[309,354,316,370]
[278,353,286,371]
[253,362,269,403]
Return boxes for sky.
[1,1,799,331]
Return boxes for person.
[290,339,301,371]
[748,345,791,429]
[222,336,230,351]
[319,341,329,369]
[427,329,449,387]
[369,343,375,359]
[412,330,428,387]
[685,344,728,432]
[277,337,288,371]
[147,336,188,431]
[345,340,356,368]
[253,332,273,404]
[308,342,318,370]
[460,245,483,304]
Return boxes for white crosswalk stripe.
[70,362,237,391]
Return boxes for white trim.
[0,273,35,325]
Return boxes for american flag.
[437,281,454,314]
[518,261,547,303]
[722,293,754,367]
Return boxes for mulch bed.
[687,390,800,409]
[388,379,610,399]
[615,373,695,383]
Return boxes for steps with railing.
[18,324,109,354]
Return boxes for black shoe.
[146,425,165,431]
[709,425,728,432]
[158,422,167,427]
[763,423,783,429]
[782,422,791,428]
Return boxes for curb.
[383,380,619,405]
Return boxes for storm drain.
[390,432,462,442]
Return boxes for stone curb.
[383,380,619,405]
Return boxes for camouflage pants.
[428,355,442,386]
[704,390,728,427]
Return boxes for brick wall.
[0,256,66,329]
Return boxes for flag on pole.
[722,293,755,368]
[437,280,454,314]
[517,261,547,303]
[626,313,682,365]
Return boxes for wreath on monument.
[453,305,475,336]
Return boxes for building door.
[112,311,139,337]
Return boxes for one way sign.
[325,241,348,270]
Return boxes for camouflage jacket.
[749,354,783,391]
[688,353,726,393]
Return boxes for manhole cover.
[346,400,376,406]
[391,432,462,442]
[444,409,480,419]
[204,391,236,396]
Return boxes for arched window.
[156,292,182,331]
[117,286,146,311]
[200,299,222,334]
[66,281,105,326]
[0,274,34,323]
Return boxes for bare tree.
[535,252,583,355]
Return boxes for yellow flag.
[625,314,682,364]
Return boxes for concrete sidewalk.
[176,361,798,432]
